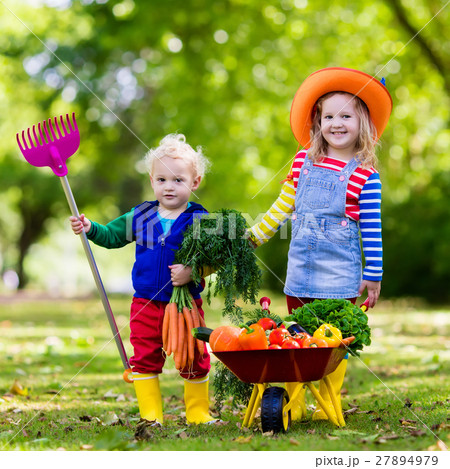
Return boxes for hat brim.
[290,67,393,147]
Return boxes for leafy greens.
[175,209,262,322]
[290,299,371,356]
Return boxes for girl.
[70,133,217,437]
[248,67,392,421]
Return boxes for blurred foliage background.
[0,0,448,303]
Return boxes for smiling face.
[320,93,361,160]
[150,156,201,218]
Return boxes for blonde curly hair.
[308,92,379,168]
[144,133,211,178]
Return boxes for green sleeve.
[86,209,134,249]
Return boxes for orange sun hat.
[290,67,393,148]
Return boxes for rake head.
[16,112,80,177]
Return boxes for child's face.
[320,93,360,158]
[150,156,201,214]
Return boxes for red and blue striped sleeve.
[359,172,383,281]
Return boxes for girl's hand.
[69,214,91,235]
[358,280,381,308]
[169,264,193,286]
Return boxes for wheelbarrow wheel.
[261,386,291,433]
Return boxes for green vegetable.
[290,299,371,356]
[175,209,262,322]
[191,326,214,342]
[212,362,253,413]
[243,307,283,327]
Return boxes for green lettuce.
[290,299,371,356]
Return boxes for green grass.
[0,293,448,451]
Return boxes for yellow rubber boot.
[184,375,216,424]
[285,382,307,421]
[132,373,163,424]
[312,359,347,421]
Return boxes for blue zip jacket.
[87,200,207,301]
[132,200,207,301]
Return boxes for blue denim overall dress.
[284,154,362,299]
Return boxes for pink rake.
[16,113,132,381]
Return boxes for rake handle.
[59,176,130,371]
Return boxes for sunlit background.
[0,0,448,303]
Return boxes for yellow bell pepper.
[313,323,342,348]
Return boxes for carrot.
[175,311,186,370]
[340,336,355,347]
[190,299,201,329]
[199,312,206,327]
[182,306,195,366]
[190,299,205,356]
[180,324,188,372]
[162,303,171,351]
[164,310,172,356]
[168,302,178,357]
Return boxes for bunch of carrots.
[162,285,206,371]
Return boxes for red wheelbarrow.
[213,346,349,433]
[212,297,370,433]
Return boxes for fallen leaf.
[80,445,93,450]
[409,429,426,437]
[10,380,28,397]
[100,412,120,426]
[235,435,253,443]
[376,434,400,444]
[400,419,417,425]
[404,398,412,408]
[344,407,358,415]
[307,429,316,435]
[178,431,188,440]
[289,438,300,446]
[79,415,93,422]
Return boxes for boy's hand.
[69,214,91,235]
[169,264,193,286]
[358,280,381,308]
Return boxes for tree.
[0,0,448,300]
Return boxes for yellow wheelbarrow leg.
[306,382,340,427]
[242,383,267,429]
[282,383,305,416]
[322,376,346,427]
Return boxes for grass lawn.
[0,292,448,451]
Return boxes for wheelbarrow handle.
[360,297,370,312]
[60,175,131,371]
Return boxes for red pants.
[286,295,357,314]
[129,297,210,379]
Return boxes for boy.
[70,134,216,436]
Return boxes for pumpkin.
[209,325,243,352]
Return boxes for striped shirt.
[249,150,383,281]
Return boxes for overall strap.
[340,157,361,178]
[303,152,314,168]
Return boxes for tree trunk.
[16,200,52,289]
